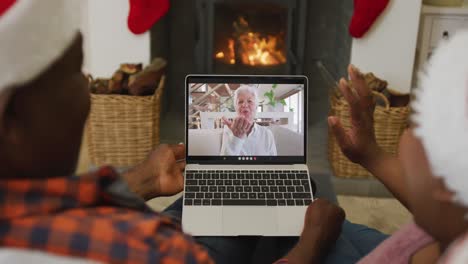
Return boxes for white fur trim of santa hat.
[439,232,468,263]
[412,30,468,208]
[0,0,81,92]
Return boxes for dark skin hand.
[328,65,379,165]
[122,144,186,201]
[328,64,410,209]
[285,199,345,263]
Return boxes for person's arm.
[220,124,245,155]
[276,199,346,263]
[360,148,409,208]
[328,64,410,209]
[121,144,185,201]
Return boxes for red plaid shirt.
[0,167,213,264]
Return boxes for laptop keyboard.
[184,170,313,206]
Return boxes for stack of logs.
[89,58,166,96]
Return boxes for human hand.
[328,64,381,166]
[122,144,186,200]
[285,199,345,263]
[222,116,253,138]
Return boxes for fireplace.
[151,1,353,141]
[194,0,307,74]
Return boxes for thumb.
[222,116,233,129]
[328,116,351,149]
[169,144,186,160]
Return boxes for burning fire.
[215,17,286,66]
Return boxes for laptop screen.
[186,75,307,164]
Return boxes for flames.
[215,39,236,65]
[215,17,286,66]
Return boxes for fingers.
[243,118,251,131]
[344,65,377,132]
[241,117,250,131]
[339,78,361,122]
[349,65,376,111]
[229,116,253,137]
[176,161,186,190]
[169,144,186,160]
[231,117,240,135]
[237,117,245,130]
[234,117,250,136]
[172,170,185,194]
[236,116,252,131]
[328,116,353,151]
[236,117,245,131]
[308,198,328,210]
[339,78,357,106]
[348,64,369,99]
[177,161,186,172]
[308,198,345,220]
[222,117,233,130]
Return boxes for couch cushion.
[188,127,303,156]
[188,129,223,156]
[268,126,304,156]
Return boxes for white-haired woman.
[220,85,277,156]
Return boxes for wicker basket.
[328,91,410,178]
[86,76,165,167]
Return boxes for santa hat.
[439,232,468,263]
[0,0,81,92]
[412,30,468,208]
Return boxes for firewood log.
[128,58,166,96]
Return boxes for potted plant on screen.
[263,84,286,112]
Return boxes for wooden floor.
[338,195,411,234]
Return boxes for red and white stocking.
[349,0,390,38]
[127,0,170,35]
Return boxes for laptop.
[182,75,314,236]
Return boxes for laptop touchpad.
[222,207,277,236]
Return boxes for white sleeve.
[267,129,277,156]
[220,126,245,155]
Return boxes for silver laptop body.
[182,75,313,236]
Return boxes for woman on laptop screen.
[220,85,277,156]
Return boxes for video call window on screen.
[188,83,305,157]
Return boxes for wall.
[80,0,151,77]
[350,0,422,93]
